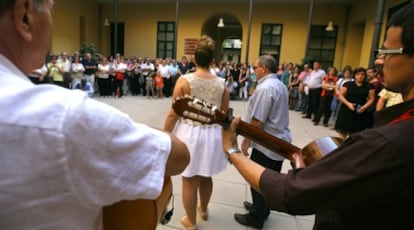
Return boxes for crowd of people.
[28,50,264,101]
[62,50,398,140]
[268,59,404,139]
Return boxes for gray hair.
[0,0,45,17]
[257,55,278,73]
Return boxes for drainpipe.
[304,0,314,60]
[245,0,253,64]
[369,0,385,66]
[175,0,180,60]
[339,4,351,70]
[114,0,119,56]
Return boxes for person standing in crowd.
[313,66,338,127]
[169,59,180,93]
[178,55,190,75]
[164,35,230,230]
[295,63,311,112]
[365,66,383,128]
[188,55,197,73]
[330,65,353,121]
[158,59,171,97]
[141,57,155,96]
[221,4,414,229]
[70,55,85,86]
[46,55,64,86]
[233,55,291,229]
[97,57,112,97]
[281,62,293,87]
[302,61,325,120]
[288,65,300,110]
[129,57,141,96]
[82,52,97,91]
[0,1,189,229]
[334,67,375,139]
[275,63,284,81]
[58,51,72,89]
[153,71,164,99]
[238,63,250,100]
[113,56,127,98]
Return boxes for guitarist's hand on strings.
[292,152,305,169]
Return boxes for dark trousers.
[307,87,322,119]
[114,79,124,97]
[62,72,72,89]
[314,95,334,124]
[130,74,141,95]
[163,77,172,97]
[98,78,112,96]
[249,148,283,223]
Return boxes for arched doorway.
[201,13,242,63]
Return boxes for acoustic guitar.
[103,177,172,230]
[173,95,343,166]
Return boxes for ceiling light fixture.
[326,20,334,31]
[217,17,225,28]
[104,18,110,27]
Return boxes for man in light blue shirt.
[234,55,291,229]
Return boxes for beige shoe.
[181,215,197,230]
[197,204,208,221]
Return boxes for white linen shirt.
[0,55,171,229]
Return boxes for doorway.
[201,14,242,63]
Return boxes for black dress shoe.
[302,115,311,119]
[243,201,253,211]
[234,213,263,229]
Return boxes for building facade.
[51,0,411,69]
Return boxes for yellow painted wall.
[52,0,100,55]
[99,2,350,66]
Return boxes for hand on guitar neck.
[173,95,343,166]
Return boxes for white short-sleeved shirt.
[0,55,171,229]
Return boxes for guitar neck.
[236,120,301,160]
[171,95,301,160]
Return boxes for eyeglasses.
[376,48,410,59]
[252,65,262,70]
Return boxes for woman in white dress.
[164,35,230,230]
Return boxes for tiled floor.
[96,95,338,230]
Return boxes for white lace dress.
[173,73,228,177]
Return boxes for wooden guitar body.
[301,136,343,165]
[103,177,172,230]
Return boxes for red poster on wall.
[184,38,198,55]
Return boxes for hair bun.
[197,35,215,50]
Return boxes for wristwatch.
[226,147,241,164]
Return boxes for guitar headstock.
[172,95,227,125]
